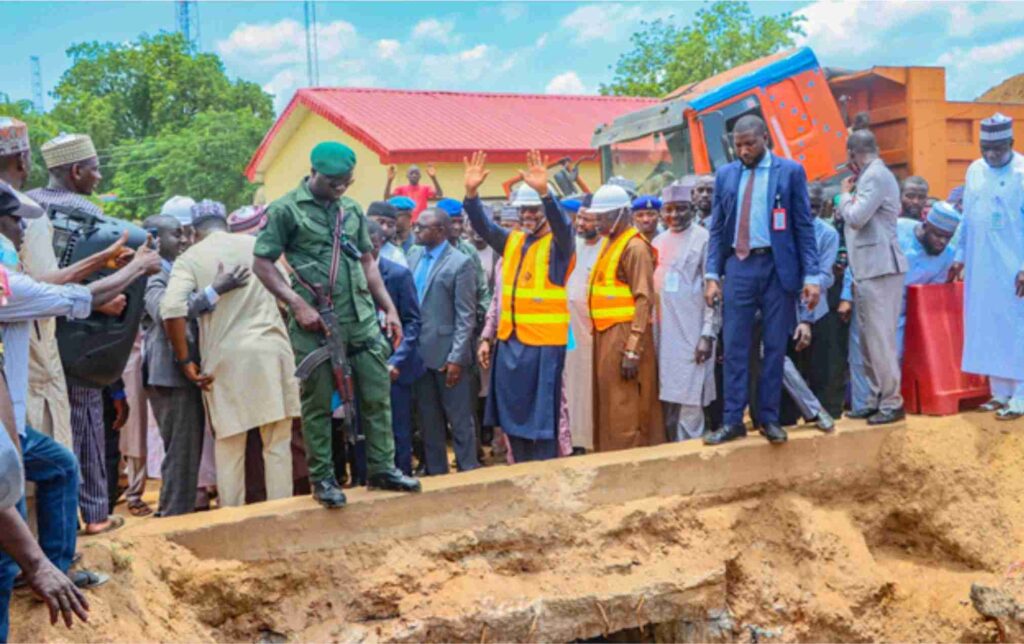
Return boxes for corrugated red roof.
[246,88,658,181]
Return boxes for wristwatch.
[623,350,640,361]
[173,356,194,367]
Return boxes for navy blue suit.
[707,153,819,427]
[379,257,424,475]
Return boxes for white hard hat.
[160,195,196,225]
[587,184,632,214]
[510,184,543,208]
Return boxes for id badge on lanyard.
[771,194,787,231]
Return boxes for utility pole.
[30,56,44,112]
[175,0,201,49]
[304,0,320,86]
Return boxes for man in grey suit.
[408,208,480,474]
[141,214,248,515]
[838,130,909,425]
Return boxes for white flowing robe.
[565,238,602,450]
[959,152,1024,381]
[653,225,717,406]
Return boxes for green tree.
[601,1,806,97]
[104,109,268,219]
[0,32,275,219]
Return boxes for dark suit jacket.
[407,243,476,370]
[707,153,819,293]
[379,257,425,386]
[141,268,215,388]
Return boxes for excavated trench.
[10,414,1024,643]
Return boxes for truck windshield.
[603,126,693,195]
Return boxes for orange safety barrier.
[901,282,989,415]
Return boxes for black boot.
[703,423,747,445]
[313,479,347,509]
[368,468,422,493]
[760,423,788,444]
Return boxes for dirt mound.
[979,72,1024,103]
[10,414,1024,642]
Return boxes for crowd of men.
[0,108,1022,638]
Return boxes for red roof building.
[247,87,657,203]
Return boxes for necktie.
[414,251,434,302]
[736,166,756,260]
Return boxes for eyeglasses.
[520,206,541,215]
[413,223,444,231]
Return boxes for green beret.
[310,141,356,176]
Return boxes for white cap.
[160,195,196,225]
[510,184,543,208]
[587,184,632,214]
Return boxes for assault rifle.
[293,283,362,444]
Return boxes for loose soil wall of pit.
[10,414,1024,642]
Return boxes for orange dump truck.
[592,47,1024,198]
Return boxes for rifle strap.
[325,204,347,308]
[290,203,347,307]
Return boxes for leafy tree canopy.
[2,32,274,219]
[601,1,806,97]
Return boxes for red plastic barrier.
[901,282,989,415]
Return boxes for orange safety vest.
[497,230,572,346]
[588,227,644,332]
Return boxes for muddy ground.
[9,413,1024,643]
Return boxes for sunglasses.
[520,206,542,215]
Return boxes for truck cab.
[592,47,849,193]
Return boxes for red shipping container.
[901,282,989,415]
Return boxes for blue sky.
[2,1,1024,113]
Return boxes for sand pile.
[10,413,1024,643]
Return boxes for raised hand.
[387,165,397,181]
[464,151,490,198]
[131,235,162,275]
[519,149,550,197]
[426,163,437,178]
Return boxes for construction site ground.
[9,413,1024,643]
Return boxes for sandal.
[996,409,1023,421]
[978,399,1007,413]
[127,500,154,517]
[71,569,110,590]
[81,515,125,536]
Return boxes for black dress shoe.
[867,407,906,425]
[368,468,422,493]
[703,423,747,445]
[846,408,878,420]
[313,479,347,509]
[760,423,788,444]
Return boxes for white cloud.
[560,3,669,44]
[458,44,489,62]
[937,35,1024,68]
[499,3,526,23]
[412,18,454,42]
[376,38,401,60]
[795,1,932,57]
[946,2,1024,38]
[545,71,587,95]
[217,19,357,67]
[535,33,549,49]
